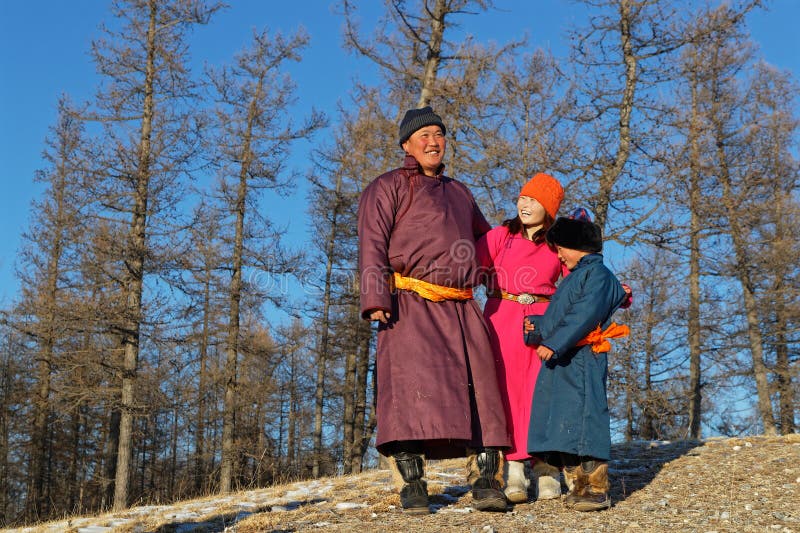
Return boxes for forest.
[0,0,797,527]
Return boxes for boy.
[522,208,629,511]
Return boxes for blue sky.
[1,1,798,308]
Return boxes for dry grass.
[8,434,800,532]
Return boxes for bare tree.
[14,99,89,520]
[205,27,325,492]
[83,0,223,510]
[699,7,776,434]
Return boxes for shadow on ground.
[150,498,327,533]
[610,439,704,503]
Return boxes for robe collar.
[402,154,445,178]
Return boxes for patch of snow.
[438,507,473,513]
[335,502,367,510]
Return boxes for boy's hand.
[536,345,554,361]
[523,317,535,332]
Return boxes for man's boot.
[469,449,508,512]
[393,452,430,514]
[503,459,529,504]
[562,464,585,509]
[570,460,611,512]
[531,458,562,500]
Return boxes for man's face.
[401,125,446,176]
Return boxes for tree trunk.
[687,70,703,439]
[313,172,344,477]
[220,72,261,492]
[711,107,777,436]
[417,0,446,107]
[103,408,120,509]
[640,288,656,440]
[113,0,157,511]
[342,344,356,474]
[350,319,373,473]
[593,0,636,230]
[195,267,211,494]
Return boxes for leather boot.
[531,459,562,500]
[470,449,508,512]
[393,452,430,514]
[570,460,611,511]
[562,464,584,509]
[503,460,529,503]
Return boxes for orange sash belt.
[391,273,473,302]
[577,323,630,353]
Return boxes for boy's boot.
[468,449,508,512]
[393,452,430,514]
[562,464,584,509]
[570,460,611,512]
[503,459,530,503]
[531,458,562,500]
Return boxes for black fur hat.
[546,207,603,253]
[398,106,446,146]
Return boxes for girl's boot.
[467,448,508,512]
[503,459,530,503]
[531,458,562,500]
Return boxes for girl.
[476,172,567,503]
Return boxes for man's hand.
[369,309,391,323]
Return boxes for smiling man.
[357,106,510,514]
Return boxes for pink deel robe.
[476,225,568,461]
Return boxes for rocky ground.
[7,434,799,533]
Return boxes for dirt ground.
[10,434,799,533]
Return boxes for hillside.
[8,434,799,533]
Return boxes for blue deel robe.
[523,254,627,461]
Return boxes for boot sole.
[504,489,529,504]
[572,499,611,512]
[402,506,431,515]
[473,495,508,512]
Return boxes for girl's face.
[517,196,547,228]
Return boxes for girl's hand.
[523,317,535,332]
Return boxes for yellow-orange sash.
[391,273,473,302]
[577,323,630,353]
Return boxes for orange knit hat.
[519,172,564,219]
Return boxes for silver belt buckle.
[517,293,535,305]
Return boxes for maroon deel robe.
[358,155,510,458]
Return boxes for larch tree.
[740,62,799,434]
[698,6,777,435]
[565,0,761,234]
[82,0,224,510]
[14,99,90,521]
[204,27,325,492]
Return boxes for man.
[358,106,509,514]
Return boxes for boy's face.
[555,245,589,270]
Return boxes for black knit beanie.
[546,208,603,253]
[398,106,446,146]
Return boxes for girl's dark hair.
[501,213,555,244]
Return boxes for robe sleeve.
[470,193,492,240]
[357,175,397,319]
[475,227,503,288]
[526,265,625,356]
